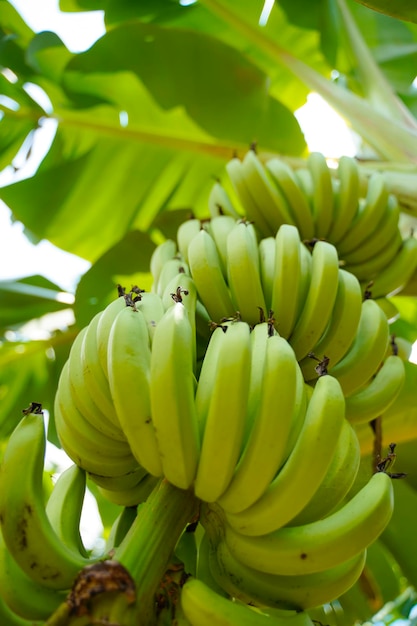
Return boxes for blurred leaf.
[0,275,73,332]
[352,0,417,24]
[390,295,417,343]
[26,31,74,81]
[65,21,305,153]
[73,230,155,327]
[381,479,417,588]
[0,341,51,439]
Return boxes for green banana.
[181,577,317,626]
[135,290,166,344]
[0,405,98,589]
[107,303,163,477]
[150,238,178,288]
[221,374,345,536]
[98,473,159,507]
[271,224,302,339]
[345,355,405,424]
[258,236,275,311]
[337,173,389,256]
[288,418,360,526]
[150,302,200,489]
[68,325,125,440]
[288,240,340,360]
[188,228,235,323]
[342,194,400,268]
[265,157,315,240]
[0,531,65,620]
[241,149,293,234]
[46,464,88,558]
[224,471,393,576]
[327,155,360,244]
[218,335,303,514]
[212,537,367,611]
[156,257,190,296]
[177,218,202,263]
[80,310,120,426]
[300,268,363,381]
[194,320,252,503]
[366,234,417,298]
[307,151,334,239]
[207,214,237,278]
[226,220,267,326]
[208,179,242,219]
[54,362,138,477]
[226,156,272,237]
[348,230,403,283]
[96,294,127,379]
[328,297,390,396]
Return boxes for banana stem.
[112,478,199,626]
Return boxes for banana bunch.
[152,215,405,419]
[209,149,417,299]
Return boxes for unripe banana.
[218,335,302,515]
[188,228,235,323]
[177,218,202,263]
[226,220,266,326]
[194,320,252,503]
[0,406,98,589]
[226,157,272,237]
[224,471,393,576]
[107,304,163,477]
[150,302,200,489]
[327,155,360,243]
[222,375,345,536]
[271,224,302,339]
[150,238,177,288]
[265,157,315,240]
[288,240,339,360]
[328,298,389,396]
[212,538,367,611]
[307,151,334,239]
[181,577,317,626]
[345,355,405,424]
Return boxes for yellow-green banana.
[288,240,340,360]
[188,228,235,323]
[222,374,345,536]
[345,354,405,424]
[150,302,200,489]
[0,406,98,589]
[181,577,316,626]
[265,158,314,240]
[328,298,389,396]
[107,304,163,477]
[194,320,252,503]
[218,335,303,515]
[224,471,393,575]
[226,220,267,326]
[300,268,363,381]
[271,224,302,339]
[212,537,367,611]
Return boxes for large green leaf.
[64,21,304,153]
[73,230,155,327]
[0,275,73,332]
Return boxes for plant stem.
[112,479,198,626]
